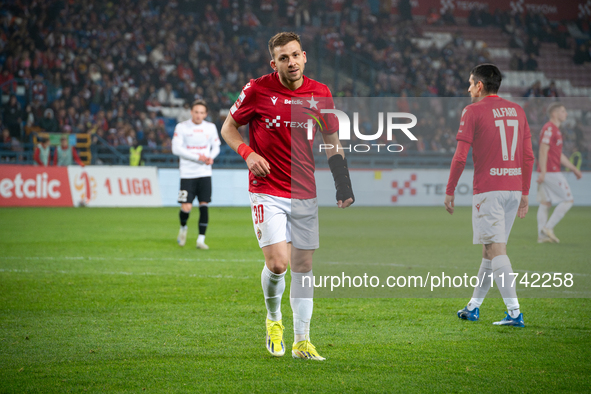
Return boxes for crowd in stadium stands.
[1,0,590,159]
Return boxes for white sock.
[197,234,205,244]
[467,298,484,311]
[181,225,187,230]
[546,201,573,230]
[508,306,521,319]
[467,258,492,310]
[261,265,286,321]
[290,270,314,342]
[537,205,549,236]
[492,255,520,313]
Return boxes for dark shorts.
[178,177,212,204]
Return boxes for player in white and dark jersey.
[221,32,354,360]
[445,64,535,327]
[172,99,220,250]
[536,102,583,243]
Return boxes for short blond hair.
[547,102,565,118]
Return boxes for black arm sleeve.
[328,154,355,204]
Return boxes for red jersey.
[230,72,338,199]
[537,121,562,173]
[449,95,534,195]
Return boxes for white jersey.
[172,119,221,179]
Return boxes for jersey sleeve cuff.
[456,135,472,144]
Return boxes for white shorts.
[472,190,521,245]
[537,172,573,205]
[249,193,319,250]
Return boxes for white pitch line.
[0,255,261,263]
[0,267,253,280]
[2,257,590,279]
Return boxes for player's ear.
[477,80,484,92]
[270,59,277,71]
[302,50,307,64]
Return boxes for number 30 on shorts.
[253,204,264,224]
[178,190,188,203]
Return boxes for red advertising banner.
[0,165,73,207]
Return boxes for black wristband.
[328,154,355,204]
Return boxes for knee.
[181,203,193,212]
[291,255,313,273]
[266,255,289,274]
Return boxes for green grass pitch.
[1,206,590,393]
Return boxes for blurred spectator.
[524,53,538,71]
[398,0,413,21]
[157,83,177,106]
[441,9,456,25]
[23,104,36,127]
[426,8,441,25]
[3,95,22,140]
[1,127,23,159]
[543,81,559,97]
[1,128,11,146]
[31,74,47,103]
[525,36,540,56]
[129,139,145,166]
[176,103,192,123]
[53,136,84,166]
[33,137,51,166]
[39,109,59,133]
[142,130,160,151]
[523,81,543,97]
[509,53,524,71]
[0,67,16,94]
[573,43,590,65]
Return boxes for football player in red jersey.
[536,102,582,243]
[445,64,535,327]
[221,32,354,360]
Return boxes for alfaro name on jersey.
[457,95,532,194]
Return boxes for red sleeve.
[521,132,534,196]
[322,85,339,134]
[446,140,471,195]
[456,106,475,144]
[72,147,84,166]
[540,124,552,145]
[229,79,257,125]
[34,148,44,166]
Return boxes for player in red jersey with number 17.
[221,32,354,360]
[444,64,535,327]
